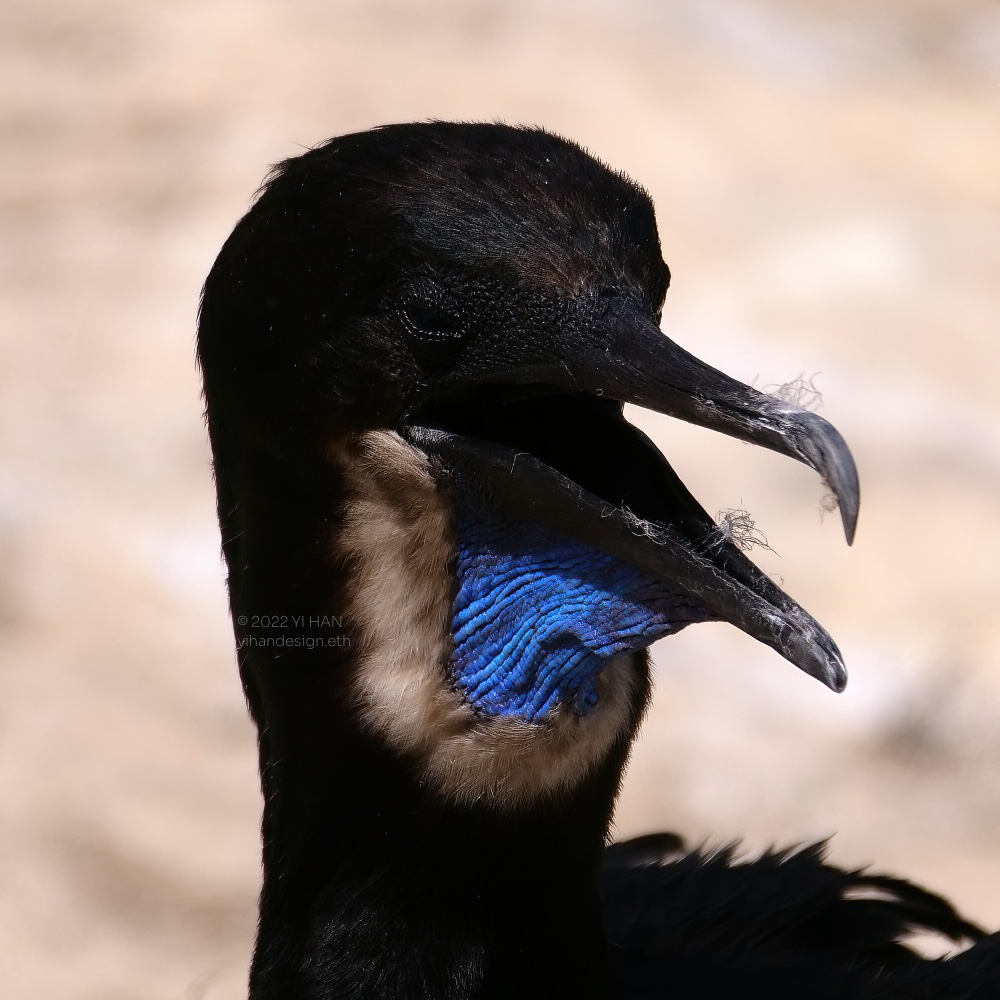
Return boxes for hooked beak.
[407,296,859,692]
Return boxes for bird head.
[199,123,858,815]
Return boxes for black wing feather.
[603,835,1000,999]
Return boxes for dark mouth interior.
[409,385,718,549]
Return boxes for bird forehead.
[400,188,649,296]
[376,144,657,294]
[252,124,663,304]
[404,201,623,295]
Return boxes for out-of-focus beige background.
[1,1,998,996]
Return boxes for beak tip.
[822,649,849,693]
[790,411,859,549]
[841,506,858,546]
[813,656,848,693]
[788,629,848,693]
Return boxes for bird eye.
[396,285,468,377]
[404,301,463,342]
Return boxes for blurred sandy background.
[1,0,998,996]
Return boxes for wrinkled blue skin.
[450,508,710,721]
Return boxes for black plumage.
[197,122,1000,999]
[605,837,999,998]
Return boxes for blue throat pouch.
[450,506,710,722]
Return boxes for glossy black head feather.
[198,123,669,455]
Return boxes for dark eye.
[405,301,463,342]
[396,284,469,377]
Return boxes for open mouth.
[406,380,852,692]
[412,385,717,542]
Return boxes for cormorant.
[197,122,1000,999]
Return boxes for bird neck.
[214,440,634,999]
[250,742,624,999]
